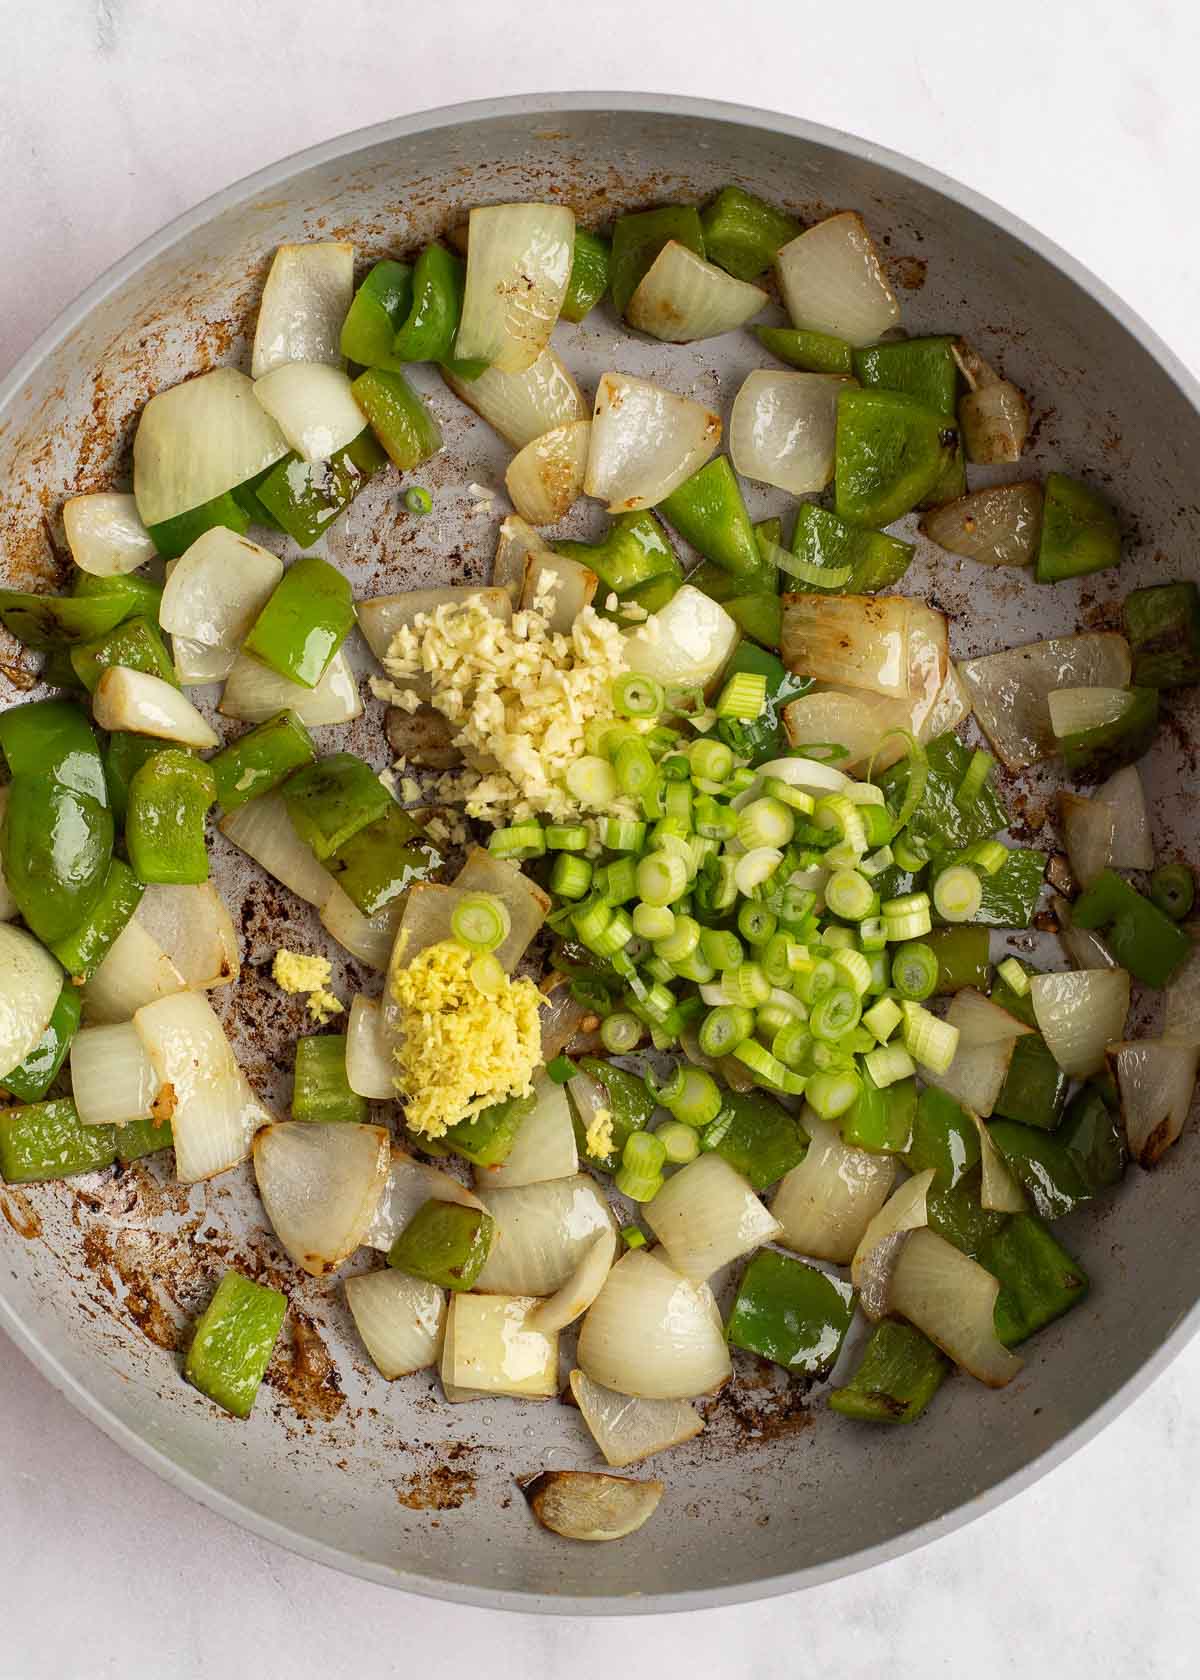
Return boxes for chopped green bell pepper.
[230,465,286,533]
[393,245,471,365]
[243,557,356,688]
[126,750,216,885]
[351,368,443,471]
[1059,1080,1127,1190]
[699,1087,808,1189]
[184,1269,287,1419]
[687,560,741,604]
[992,1032,1069,1131]
[340,259,414,369]
[1035,472,1121,583]
[103,731,184,826]
[834,388,958,528]
[116,1115,174,1163]
[985,1119,1092,1219]
[555,509,680,599]
[572,1056,657,1172]
[145,488,251,560]
[715,640,812,767]
[658,457,771,586]
[936,846,1046,929]
[440,1088,535,1166]
[841,1070,915,1153]
[902,1085,979,1189]
[324,803,441,915]
[0,984,81,1102]
[40,648,86,691]
[878,732,1007,857]
[753,325,853,375]
[292,1034,367,1124]
[0,1097,115,1183]
[924,926,991,995]
[828,1318,950,1423]
[1123,580,1200,688]
[73,569,164,622]
[1058,686,1159,781]
[0,589,128,650]
[610,204,705,316]
[561,229,612,323]
[388,1198,495,1291]
[210,710,316,811]
[282,753,393,861]
[255,427,387,549]
[726,1248,854,1375]
[702,186,800,281]
[1071,867,1191,987]
[69,616,178,692]
[725,593,782,650]
[853,335,958,414]
[48,857,143,982]
[979,1214,1089,1346]
[925,1167,1005,1258]
[790,504,914,594]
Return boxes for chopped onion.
[253,363,366,463]
[518,548,598,634]
[951,988,1036,1047]
[219,647,362,727]
[540,975,592,1061]
[319,885,401,971]
[0,924,62,1073]
[80,917,186,1024]
[134,883,239,991]
[774,211,900,347]
[924,1039,1015,1118]
[729,370,845,495]
[622,584,738,692]
[1031,967,1130,1076]
[134,991,264,1182]
[730,754,848,812]
[356,585,512,664]
[218,791,333,908]
[1097,765,1154,869]
[250,241,354,379]
[454,203,575,373]
[1059,791,1115,889]
[920,662,973,743]
[345,995,394,1099]
[527,1470,663,1541]
[781,593,912,699]
[1048,686,1131,738]
[69,1022,160,1127]
[771,1110,896,1263]
[505,420,590,526]
[443,348,585,450]
[441,1292,559,1401]
[584,373,721,512]
[133,367,289,528]
[344,1269,446,1379]
[1053,893,1117,971]
[476,1071,578,1190]
[493,513,554,604]
[0,789,16,922]
[1163,935,1200,1045]
[569,1369,703,1468]
[528,1229,617,1333]
[63,492,156,577]
[920,482,1042,566]
[889,1227,1023,1386]
[627,241,767,341]
[452,848,549,971]
[254,1121,389,1275]
[975,1113,1028,1213]
[851,1168,934,1320]
[1109,1038,1200,1166]
[643,1153,781,1283]
[960,381,1030,465]
[159,527,282,648]
[576,1247,731,1400]
[957,632,1132,771]
[363,1146,484,1252]
[93,666,219,749]
[173,637,236,686]
[783,689,904,772]
[475,1175,615,1296]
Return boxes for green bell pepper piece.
[986,1119,1092,1219]
[388,1199,495,1291]
[834,388,958,528]
[145,488,250,560]
[699,1087,808,1189]
[393,245,472,364]
[610,205,705,316]
[243,557,356,688]
[725,593,781,650]
[1058,686,1159,780]
[40,649,86,691]
[126,750,216,885]
[753,325,853,375]
[754,517,782,559]
[184,1269,287,1419]
[48,857,143,982]
[701,186,800,281]
[1071,867,1191,987]
[0,984,81,1102]
[103,731,184,826]
[715,641,813,767]
[0,590,128,651]
[340,259,414,369]
[70,615,178,692]
[935,846,1046,929]
[561,229,611,323]
[879,731,1007,857]
[924,926,991,995]
[572,1055,657,1172]
[116,1115,174,1163]
[0,1097,115,1183]
[351,368,443,471]
[828,1318,950,1423]
[979,1214,1089,1346]
[1035,472,1121,582]
[440,1087,534,1166]
[255,427,387,549]
[229,463,286,533]
[852,336,958,416]
[210,710,316,811]
[657,457,771,585]
[925,1166,1005,1258]
[790,503,914,594]
[902,1085,980,1189]
[282,753,394,861]
[616,571,682,615]
[73,569,164,622]
[841,1071,915,1153]
[1059,1080,1127,1190]
[324,803,441,915]
[292,1034,367,1124]
[556,509,681,599]
[726,1248,855,1375]
[993,1032,1069,1131]
[1123,580,1200,688]
[686,560,741,604]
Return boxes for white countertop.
[2,2,1199,1674]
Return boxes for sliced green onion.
[546,1053,576,1083]
[664,1066,723,1128]
[732,1039,803,1092]
[612,672,666,718]
[884,907,932,942]
[794,742,850,765]
[795,957,837,1006]
[760,931,794,989]
[869,729,929,833]
[737,797,796,852]
[825,868,875,922]
[694,796,739,841]
[660,753,691,782]
[772,1016,812,1069]
[716,670,767,719]
[546,823,588,851]
[632,903,675,940]
[550,853,593,900]
[762,776,815,816]
[860,845,894,879]
[810,986,862,1042]
[597,817,645,852]
[488,822,545,860]
[806,1068,862,1119]
[900,1000,959,1074]
[597,857,639,905]
[965,838,1008,876]
[860,803,896,849]
[620,1224,647,1249]
[813,793,868,857]
[862,995,903,1042]
[640,776,665,820]
[701,928,743,971]
[590,908,635,958]
[654,914,701,964]
[891,940,939,1001]
[771,546,854,589]
[566,755,619,808]
[756,1001,797,1039]
[698,1004,753,1057]
[689,738,734,782]
[656,1120,701,1164]
[726,767,757,795]
[996,956,1030,996]
[614,737,657,798]
[955,748,994,810]
[779,884,818,930]
[614,1168,664,1202]
[891,833,929,872]
[866,951,891,993]
[572,895,613,946]
[600,1011,642,1053]
[636,850,689,906]
[932,865,983,923]
[663,781,693,827]
[640,981,676,1024]
[1150,862,1195,920]
[645,725,681,758]
[734,847,783,897]
[821,926,857,952]
[450,893,511,953]
[859,916,887,953]
[673,948,716,984]
[863,1043,916,1087]
[470,953,507,995]
[723,961,770,1008]
[404,485,433,514]
[738,901,778,947]
[643,955,674,983]
[832,947,872,996]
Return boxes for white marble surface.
[1,2,1199,1674]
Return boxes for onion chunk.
[889,1227,1023,1387]
[253,1121,389,1275]
[957,632,1131,771]
[772,1111,896,1263]
[1031,967,1130,1077]
[577,1247,730,1400]
[527,1470,663,1541]
[628,242,766,343]
[775,212,899,347]
[730,370,846,495]
[643,1153,780,1283]
[569,1369,703,1468]
[585,373,721,513]
[454,203,575,374]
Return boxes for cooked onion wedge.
[643,1153,780,1283]
[925,1038,1016,1118]
[135,883,239,989]
[253,362,366,462]
[441,1293,558,1400]
[569,1369,703,1468]
[1031,967,1130,1077]
[628,241,767,342]
[356,585,511,663]
[585,373,721,512]
[1048,686,1132,738]
[0,924,65,1073]
[69,1022,161,1128]
[730,370,846,495]
[957,632,1132,771]
[160,527,282,650]
[134,991,265,1182]
[476,1070,578,1190]
[527,1470,663,1541]
[577,1247,730,1401]
[782,593,912,699]
[889,1227,1023,1386]
[623,586,738,692]
[772,1111,896,1263]
[493,513,555,604]
[344,1269,446,1379]
[475,1175,615,1296]
[1108,1038,1200,1166]
[363,1146,483,1253]
[133,367,289,528]
[975,1113,1028,1213]
[505,420,590,525]
[1053,893,1117,971]
[775,211,899,346]
[219,648,362,727]
[518,549,598,635]
[319,886,402,972]
[345,995,394,1099]
[1059,791,1115,889]
[960,380,1030,464]
[253,1121,389,1275]
[93,667,219,749]
[1098,765,1154,869]
[1164,935,1200,1046]
[920,482,1042,565]
[454,203,575,373]
[81,917,186,1024]
[851,1168,934,1320]
[920,661,973,742]
[219,791,333,908]
[528,1229,617,1333]
[63,492,156,577]
[251,241,354,378]
[951,989,1036,1047]
[443,349,585,450]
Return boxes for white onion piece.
[69,1023,160,1127]
[63,492,156,577]
[622,585,738,692]
[528,1470,663,1541]
[474,1175,615,1296]
[1053,893,1117,971]
[1109,1038,1200,1166]
[344,1269,446,1379]
[585,373,721,513]
[0,924,63,1074]
[1030,967,1130,1077]
[356,585,511,663]
[950,988,1035,1047]
[0,789,16,921]
[577,1248,731,1401]
[454,203,574,374]
[775,211,899,347]
[159,528,282,648]
[505,420,590,527]
[643,1152,780,1283]
[135,883,239,990]
[851,1168,934,1320]
[771,1110,896,1263]
[319,885,401,972]
[253,362,365,462]
[1163,934,1200,1046]
[134,991,263,1182]
[974,1113,1028,1213]
[960,381,1030,464]
[1048,686,1131,738]
[925,1040,1015,1118]
[730,754,847,812]
[528,1229,617,1333]
[730,370,845,495]
[569,1369,702,1468]
[920,662,973,743]
[452,848,549,971]
[441,1293,559,1400]
[218,792,333,909]
[957,633,1131,771]
[1097,765,1154,868]
[80,918,186,1024]
[255,1122,389,1275]
[174,637,236,687]
[92,667,219,749]
[889,1228,1023,1387]
[627,242,767,341]
[443,349,585,451]
[783,689,903,772]
[476,1071,578,1190]
[1058,792,1114,889]
[493,513,554,604]
[219,647,361,727]
[251,241,354,379]
[919,482,1042,566]
[363,1147,483,1253]
[133,367,289,529]
[540,976,592,1061]
[345,995,394,1099]
[781,593,912,699]
[518,548,598,634]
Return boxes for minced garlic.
[271,949,344,1024]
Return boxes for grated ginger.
[584,1106,615,1162]
[272,949,344,1024]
